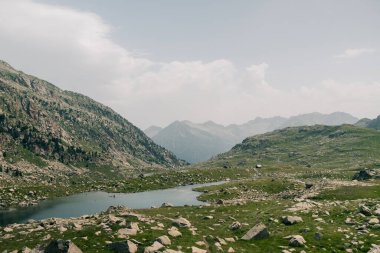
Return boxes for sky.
[0,0,379,129]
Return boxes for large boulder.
[43,240,83,253]
[241,223,269,240]
[353,169,380,181]
[172,218,191,228]
[108,240,138,253]
[285,235,306,247]
[281,216,303,225]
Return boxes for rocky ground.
[1,168,380,252]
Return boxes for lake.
[0,181,223,226]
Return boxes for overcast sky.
[0,0,379,129]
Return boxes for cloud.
[0,0,379,128]
[334,48,376,59]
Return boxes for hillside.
[205,124,380,173]
[0,60,184,185]
[147,112,359,163]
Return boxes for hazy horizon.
[0,0,379,129]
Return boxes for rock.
[163,250,184,253]
[191,247,207,253]
[241,223,269,240]
[256,164,262,168]
[157,235,171,246]
[172,218,191,228]
[22,247,32,253]
[285,235,306,247]
[144,241,164,253]
[161,202,174,208]
[374,208,380,216]
[368,244,380,253]
[203,216,213,220]
[168,227,182,237]
[44,240,83,253]
[228,247,235,253]
[4,227,13,232]
[118,228,138,238]
[108,240,138,253]
[229,221,242,230]
[216,199,225,205]
[359,205,372,216]
[369,218,380,225]
[305,182,314,189]
[281,216,303,225]
[353,169,380,181]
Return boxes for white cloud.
[334,48,376,59]
[0,0,379,128]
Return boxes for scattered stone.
[369,218,380,225]
[285,235,306,247]
[172,218,191,228]
[191,246,207,253]
[157,235,171,246]
[203,215,214,220]
[281,216,303,225]
[368,244,380,253]
[229,221,242,230]
[359,205,372,216]
[118,228,138,238]
[241,223,269,240]
[168,227,182,237]
[144,241,164,253]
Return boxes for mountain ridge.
[146,112,359,163]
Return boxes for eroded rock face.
[43,240,83,253]
[241,223,269,240]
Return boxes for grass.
[313,182,380,201]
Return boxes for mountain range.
[146,112,359,163]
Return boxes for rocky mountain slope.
[206,124,380,172]
[0,60,184,186]
[147,112,359,163]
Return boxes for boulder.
[108,240,138,253]
[44,240,83,253]
[281,216,303,225]
[168,227,182,237]
[172,218,191,228]
[229,221,242,230]
[286,235,306,247]
[359,205,372,216]
[191,247,207,253]
[144,241,164,253]
[368,244,380,253]
[117,228,138,238]
[353,169,380,181]
[157,235,171,246]
[241,223,269,240]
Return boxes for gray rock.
[286,235,306,247]
[157,235,171,246]
[172,218,191,228]
[353,169,380,181]
[44,240,83,253]
[229,221,242,230]
[359,205,372,216]
[281,216,303,225]
[108,240,138,253]
[241,223,269,240]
